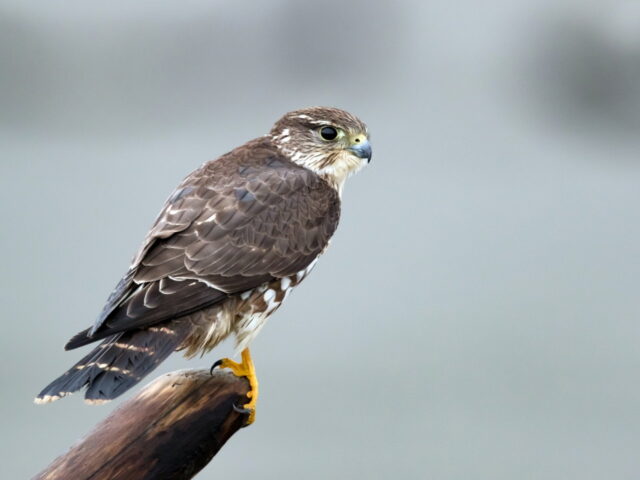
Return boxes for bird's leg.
[212,347,258,425]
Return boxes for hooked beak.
[348,139,372,163]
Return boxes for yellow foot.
[212,348,258,425]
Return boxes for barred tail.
[35,322,191,404]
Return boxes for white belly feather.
[180,259,319,358]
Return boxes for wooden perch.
[33,368,251,480]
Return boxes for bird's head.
[270,106,371,193]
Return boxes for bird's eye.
[319,126,338,141]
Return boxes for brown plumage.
[36,107,371,404]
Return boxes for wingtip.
[64,328,94,350]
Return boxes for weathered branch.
[33,368,251,480]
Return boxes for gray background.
[2,1,640,478]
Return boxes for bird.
[35,106,371,424]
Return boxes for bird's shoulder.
[137,137,335,253]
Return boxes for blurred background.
[1,0,640,478]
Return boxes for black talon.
[232,403,253,426]
[210,359,223,375]
[232,403,252,415]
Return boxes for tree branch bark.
[33,368,251,480]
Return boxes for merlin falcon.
[36,106,371,423]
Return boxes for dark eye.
[319,126,338,141]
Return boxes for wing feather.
[76,138,340,348]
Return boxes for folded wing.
[69,145,340,349]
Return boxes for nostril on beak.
[349,139,372,162]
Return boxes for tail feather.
[36,322,190,404]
